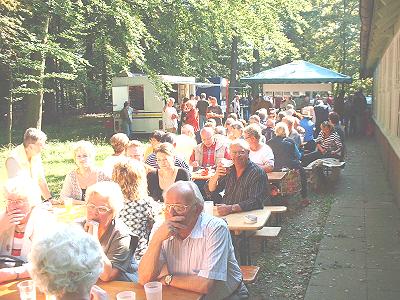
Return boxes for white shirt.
[163,107,178,130]
[150,213,244,300]
[249,143,274,168]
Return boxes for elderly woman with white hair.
[60,140,108,204]
[0,176,54,283]
[82,181,138,282]
[29,224,108,300]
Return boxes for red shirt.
[185,109,199,132]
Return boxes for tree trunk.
[251,48,261,98]
[24,14,50,129]
[229,35,239,112]
[84,34,96,113]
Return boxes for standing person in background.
[300,110,316,153]
[6,128,52,201]
[351,89,367,136]
[178,97,189,134]
[196,93,209,129]
[121,101,133,138]
[184,100,199,133]
[206,97,224,126]
[231,95,242,119]
[163,97,179,133]
[313,100,330,137]
[240,95,250,121]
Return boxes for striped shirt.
[204,160,269,211]
[145,153,190,171]
[315,131,342,153]
[151,213,246,300]
[11,231,24,257]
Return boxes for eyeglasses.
[231,150,247,156]
[86,203,112,214]
[163,203,192,214]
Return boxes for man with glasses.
[138,181,248,299]
[190,127,230,169]
[5,128,52,201]
[205,139,270,216]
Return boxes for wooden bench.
[254,227,281,252]
[240,265,260,284]
[265,206,287,225]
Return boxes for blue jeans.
[121,120,131,137]
[199,115,207,129]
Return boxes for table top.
[0,280,202,300]
[191,168,215,181]
[214,207,271,231]
[267,171,287,181]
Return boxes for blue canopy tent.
[240,60,352,84]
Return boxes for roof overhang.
[360,0,400,77]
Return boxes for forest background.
[0,0,370,144]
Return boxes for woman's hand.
[0,209,25,228]
[84,220,99,239]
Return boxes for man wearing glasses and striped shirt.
[204,139,270,216]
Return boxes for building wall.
[373,25,400,207]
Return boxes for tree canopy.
[0,0,365,134]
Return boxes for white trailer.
[112,73,196,134]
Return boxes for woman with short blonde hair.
[113,158,155,261]
[60,140,108,204]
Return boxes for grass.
[0,114,117,209]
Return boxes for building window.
[129,85,144,110]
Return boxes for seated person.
[147,143,190,202]
[0,176,54,283]
[282,116,302,148]
[125,140,154,173]
[302,121,343,166]
[243,124,274,173]
[174,124,198,163]
[29,224,107,300]
[138,181,248,300]
[103,133,129,178]
[113,158,156,261]
[228,121,244,141]
[144,130,165,160]
[190,127,230,169]
[328,111,346,160]
[83,181,138,282]
[60,140,108,204]
[268,123,309,206]
[300,109,316,152]
[146,133,190,171]
[204,139,269,216]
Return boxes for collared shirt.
[202,143,217,167]
[204,160,269,211]
[151,213,246,300]
[249,143,274,169]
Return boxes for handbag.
[280,169,302,196]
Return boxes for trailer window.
[129,85,144,110]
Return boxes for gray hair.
[3,176,41,207]
[85,181,124,217]
[23,128,47,148]
[29,224,103,297]
[244,124,261,141]
[274,122,289,137]
[163,181,204,207]
[229,138,250,152]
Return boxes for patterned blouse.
[119,197,155,261]
[60,169,109,201]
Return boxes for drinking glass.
[17,280,36,300]
[144,281,162,300]
[116,291,136,300]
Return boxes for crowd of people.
[0,90,357,299]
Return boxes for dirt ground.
[248,191,336,299]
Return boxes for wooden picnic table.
[0,280,202,300]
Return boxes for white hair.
[274,122,289,137]
[163,181,204,207]
[3,176,41,207]
[73,140,96,160]
[229,139,250,151]
[85,181,124,217]
[29,224,103,297]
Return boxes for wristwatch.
[165,274,173,286]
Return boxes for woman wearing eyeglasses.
[82,181,138,282]
[0,176,54,283]
[60,140,108,204]
[147,143,190,202]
